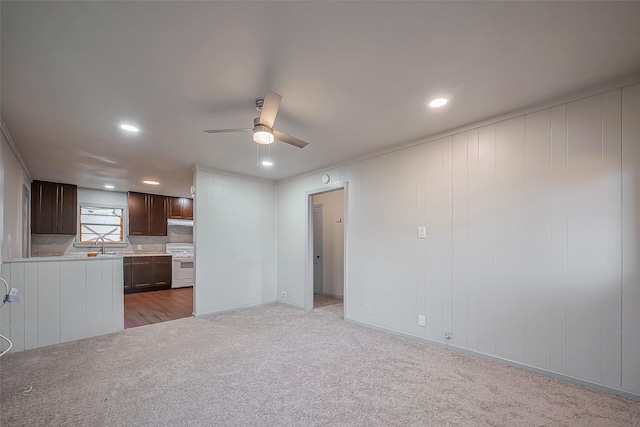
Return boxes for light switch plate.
[418,227,426,238]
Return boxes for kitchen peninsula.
[0,255,123,352]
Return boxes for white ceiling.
[3,1,640,197]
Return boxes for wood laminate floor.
[124,287,193,329]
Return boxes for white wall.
[276,83,640,397]
[312,190,344,298]
[1,126,31,262]
[193,168,276,316]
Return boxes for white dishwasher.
[166,243,194,288]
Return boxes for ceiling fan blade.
[259,90,282,128]
[203,128,252,134]
[273,130,309,148]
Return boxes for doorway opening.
[307,186,346,313]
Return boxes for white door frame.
[305,183,347,315]
[312,204,324,295]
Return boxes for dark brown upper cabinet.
[128,192,167,236]
[31,180,77,235]
[168,197,193,220]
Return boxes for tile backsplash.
[31,225,193,257]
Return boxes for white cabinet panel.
[61,261,87,342]
[38,262,61,347]
[111,260,123,332]
[102,260,114,333]
[2,258,123,353]
[0,267,12,352]
[86,261,103,337]
[24,263,39,350]
[9,263,25,352]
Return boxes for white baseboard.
[193,299,276,318]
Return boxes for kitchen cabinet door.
[128,192,167,236]
[183,198,193,220]
[168,197,193,220]
[58,183,78,235]
[153,256,172,287]
[148,195,167,236]
[31,180,78,235]
[123,257,133,292]
[128,192,148,236]
[124,256,172,293]
[131,257,154,290]
[32,181,59,234]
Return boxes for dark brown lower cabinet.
[123,257,133,292]
[124,255,172,294]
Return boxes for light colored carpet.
[1,303,638,426]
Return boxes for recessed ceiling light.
[261,160,273,167]
[119,123,140,133]
[104,184,115,190]
[428,98,448,108]
[143,180,160,185]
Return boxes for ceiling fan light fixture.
[253,125,274,145]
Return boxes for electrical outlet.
[137,245,142,250]
[418,227,426,239]
[9,288,18,296]
[364,304,371,315]
[418,314,426,327]
[280,291,287,298]
[445,332,452,340]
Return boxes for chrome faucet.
[95,236,106,255]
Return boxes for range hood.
[167,219,193,227]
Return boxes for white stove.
[166,243,194,288]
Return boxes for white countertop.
[3,255,123,263]
[4,252,174,263]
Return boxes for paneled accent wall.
[193,169,276,316]
[276,82,640,396]
[0,257,124,352]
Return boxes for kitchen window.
[79,206,124,243]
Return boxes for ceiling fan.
[203,90,309,149]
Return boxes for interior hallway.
[313,294,342,309]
